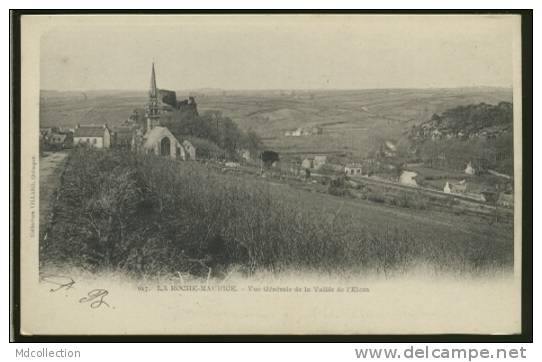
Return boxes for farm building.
[73,125,111,148]
[142,126,186,160]
[345,163,363,176]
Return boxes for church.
[132,63,196,160]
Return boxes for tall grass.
[41,148,512,278]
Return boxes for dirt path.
[39,151,68,233]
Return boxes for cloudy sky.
[38,14,520,91]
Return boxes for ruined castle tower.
[145,63,160,131]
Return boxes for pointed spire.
[149,62,157,98]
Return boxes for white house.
[399,170,418,186]
[465,161,475,175]
[345,163,363,176]
[73,125,111,148]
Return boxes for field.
[41,87,512,160]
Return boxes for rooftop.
[74,125,107,138]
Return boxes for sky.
[39,15,520,91]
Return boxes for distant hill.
[407,102,514,175]
[410,102,513,141]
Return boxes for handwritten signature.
[40,274,111,309]
[79,289,110,309]
[40,274,75,292]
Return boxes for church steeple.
[145,62,160,131]
[149,62,158,98]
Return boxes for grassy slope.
[42,149,513,278]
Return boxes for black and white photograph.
[14,12,528,337]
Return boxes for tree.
[260,150,279,168]
[242,129,263,153]
[163,109,263,160]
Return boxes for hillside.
[407,102,514,175]
[42,149,512,277]
[40,87,512,161]
[410,102,513,140]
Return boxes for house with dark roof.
[73,125,111,148]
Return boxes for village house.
[465,161,475,175]
[399,170,418,186]
[344,163,363,176]
[73,124,111,148]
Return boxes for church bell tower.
[145,62,160,131]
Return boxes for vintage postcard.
[18,13,524,335]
